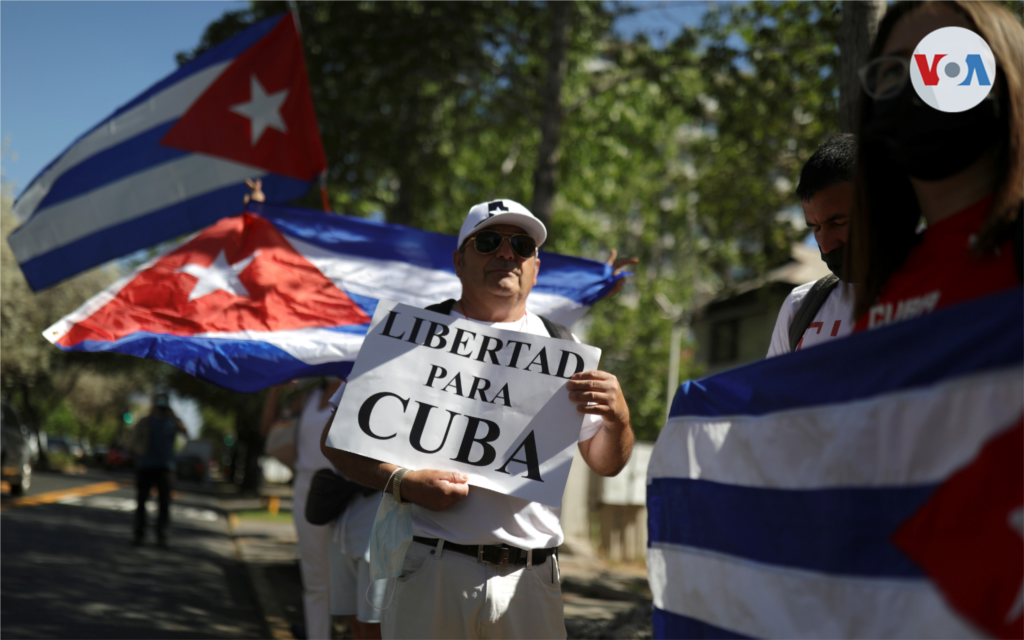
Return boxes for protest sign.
[326,300,601,507]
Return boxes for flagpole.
[287,0,302,36]
[287,0,331,213]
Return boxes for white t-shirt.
[328,310,604,550]
[296,387,335,472]
[766,280,855,357]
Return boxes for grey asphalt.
[2,469,652,639]
[1,470,268,639]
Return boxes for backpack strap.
[538,315,573,341]
[788,274,840,352]
[425,299,458,315]
[426,299,572,340]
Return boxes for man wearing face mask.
[767,135,858,357]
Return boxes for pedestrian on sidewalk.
[263,378,344,640]
[131,392,187,547]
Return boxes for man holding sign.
[321,199,634,639]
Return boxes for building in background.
[692,243,831,375]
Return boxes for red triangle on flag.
[161,14,326,181]
[56,213,369,347]
[892,417,1024,639]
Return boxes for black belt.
[413,536,556,566]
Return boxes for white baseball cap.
[457,199,547,250]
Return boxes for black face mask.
[820,245,845,280]
[862,81,1001,181]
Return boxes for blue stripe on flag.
[320,323,372,335]
[258,202,459,267]
[652,608,751,639]
[670,288,1023,419]
[13,175,310,290]
[647,478,932,577]
[342,291,379,320]
[17,14,286,206]
[255,202,619,305]
[533,250,622,305]
[56,333,354,393]
[35,123,185,210]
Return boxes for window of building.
[710,318,739,363]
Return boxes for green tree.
[180,2,515,231]
[173,1,697,442]
[166,0,846,444]
[689,1,841,285]
[2,182,117,434]
[577,2,845,436]
[557,32,710,439]
[179,3,652,234]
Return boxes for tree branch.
[453,76,542,127]
[565,68,649,115]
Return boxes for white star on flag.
[230,75,289,145]
[178,250,258,301]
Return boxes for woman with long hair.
[849,1,1023,329]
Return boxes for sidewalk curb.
[225,511,294,640]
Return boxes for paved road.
[1,470,267,639]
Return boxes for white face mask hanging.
[366,468,413,609]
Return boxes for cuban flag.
[42,202,621,393]
[8,13,326,292]
[647,288,1023,639]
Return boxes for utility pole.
[839,1,885,133]
[531,1,570,228]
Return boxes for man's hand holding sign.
[319,199,633,640]
[326,300,602,506]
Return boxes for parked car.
[103,444,135,470]
[1,401,34,495]
[46,434,69,455]
[176,439,215,483]
[47,435,85,459]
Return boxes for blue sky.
[1,1,248,194]
[1,1,705,197]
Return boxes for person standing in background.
[262,379,343,640]
[132,392,187,547]
[767,134,858,356]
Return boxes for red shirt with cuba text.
[855,196,1019,332]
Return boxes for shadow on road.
[1,491,266,639]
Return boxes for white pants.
[292,470,332,640]
[329,538,387,623]
[382,539,566,639]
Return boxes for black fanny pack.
[304,468,377,525]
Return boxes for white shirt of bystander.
[766,281,856,357]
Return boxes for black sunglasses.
[467,230,537,259]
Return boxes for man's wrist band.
[392,468,411,504]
